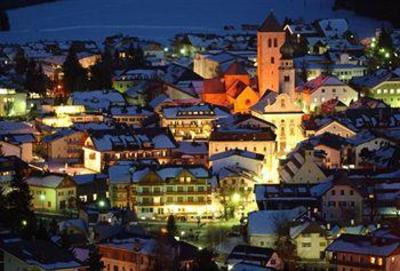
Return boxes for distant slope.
[0,0,58,10]
[0,0,383,43]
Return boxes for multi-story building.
[26,174,77,212]
[160,103,229,141]
[352,69,400,108]
[295,75,358,112]
[99,237,198,271]
[110,105,154,127]
[0,87,26,117]
[42,129,86,160]
[109,164,217,220]
[253,38,305,156]
[326,234,400,271]
[83,128,177,172]
[209,126,276,182]
[0,239,83,271]
[290,221,328,261]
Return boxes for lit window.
[93,193,97,201]
[370,257,376,264]
[378,257,383,266]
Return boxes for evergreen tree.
[59,228,71,250]
[36,219,49,241]
[25,60,48,96]
[0,10,10,31]
[89,47,113,89]
[86,245,105,271]
[2,169,36,238]
[192,249,219,271]
[49,218,58,235]
[378,27,394,52]
[15,47,28,75]
[166,214,177,238]
[273,219,298,271]
[62,44,88,93]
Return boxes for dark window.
[284,75,290,82]
[268,39,272,48]
[274,38,278,47]
[271,57,275,64]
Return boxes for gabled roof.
[326,234,400,257]
[209,149,264,162]
[226,80,249,99]
[224,61,248,76]
[258,12,282,32]
[227,245,275,263]
[0,239,82,270]
[296,74,346,94]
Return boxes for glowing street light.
[21,220,27,226]
[40,194,46,201]
[231,193,241,204]
[98,200,106,208]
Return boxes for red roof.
[226,80,248,98]
[203,78,225,94]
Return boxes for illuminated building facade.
[257,12,286,95]
[0,88,26,117]
[109,165,217,220]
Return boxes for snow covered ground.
[0,0,383,43]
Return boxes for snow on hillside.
[0,0,383,43]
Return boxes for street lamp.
[40,194,46,210]
[98,200,106,208]
[231,193,241,204]
[21,220,27,226]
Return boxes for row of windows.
[301,241,326,248]
[326,201,356,207]
[331,189,354,196]
[321,88,347,93]
[375,88,400,95]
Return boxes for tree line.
[333,0,400,27]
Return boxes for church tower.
[257,12,286,96]
[279,38,295,99]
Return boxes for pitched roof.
[224,61,248,76]
[227,245,275,263]
[209,149,265,162]
[326,234,400,257]
[226,80,249,99]
[258,12,282,32]
[0,239,81,270]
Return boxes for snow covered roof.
[296,74,347,94]
[162,103,229,119]
[209,149,264,162]
[26,175,66,188]
[326,234,400,257]
[0,121,36,135]
[232,263,274,271]
[1,239,82,270]
[318,18,349,38]
[109,105,153,117]
[176,141,208,155]
[109,164,210,184]
[248,207,307,236]
[87,128,176,152]
[70,89,126,112]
